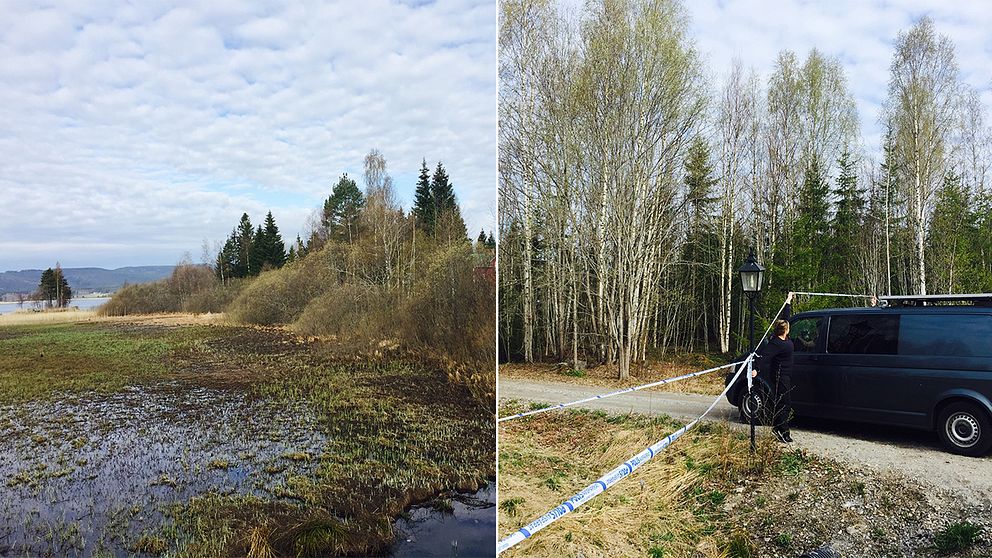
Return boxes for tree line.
[218,149,495,403]
[102,149,496,402]
[499,0,992,378]
[216,211,288,280]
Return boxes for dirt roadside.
[499,378,992,508]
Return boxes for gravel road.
[499,378,992,506]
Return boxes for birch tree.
[716,62,756,352]
[887,17,962,295]
[576,0,706,378]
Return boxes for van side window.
[827,314,899,354]
[899,314,992,357]
[791,317,821,352]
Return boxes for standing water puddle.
[392,482,496,557]
[0,382,327,556]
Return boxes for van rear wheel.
[739,383,772,425]
[937,402,992,457]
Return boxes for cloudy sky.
[690,0,992,160]
[0,0,496,271]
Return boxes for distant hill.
[0,266,176,295]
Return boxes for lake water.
[0,297,110,315]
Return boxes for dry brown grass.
[0,309,100,326]
[498,409,782,557]
[101,312,226,327]
[500,355,729,396]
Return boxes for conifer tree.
[431,162,457,216]
[261,211,286,269]
[926,171,979,292]
[55,265,71,308]
[829,150,863,291]
[234,213,255,278]
[217,229,239,281]
[430,162,467,241]
[250,224,266,275]
[681,137,718,349]
[412,159,435,232]
[37,265,71,308]
[37,268,55,307]
[789,157,832,289]
[974,191,992,289]
[322,173,364,243]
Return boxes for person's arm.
[782,291,794,321]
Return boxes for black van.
[727,294,992,457]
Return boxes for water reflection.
[392,482,496,558]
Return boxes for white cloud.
[0,0,496,270]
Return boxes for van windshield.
[899,314,992,357]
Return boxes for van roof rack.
[878,294,992,307]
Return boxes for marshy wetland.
[0,314,495,556]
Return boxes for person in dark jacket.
[752,292,795,442]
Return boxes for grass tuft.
[131,535,168,555]
[934,521,984,555]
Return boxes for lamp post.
[739,250,764,453]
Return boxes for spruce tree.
[37,266,71,307]
[681,137,718,349]
[294,235,308,260]
[431,162,457,216]
[974,191,992,289]
[789,157,832,290]
[217,230,239,280]
[251,224,268,275]
[261,211,286,269]
[37,268,55,307]
[430,162,467,241]
[926,171,979,292]
[322,173,364,243]
[829,150,863,291]
[486,232,496,249]
[235,213,255,278]
[55,266,71,308]
[412,159,435,232]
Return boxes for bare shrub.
[182,278,247,314]
[293,284,396,339]
[226,257,335,326]
[169,258,216,306]
[401,244,495,366]
[100,258,240,316]
[98,281,176,316]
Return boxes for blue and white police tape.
[496,354,754,554]
[497,362,738,423]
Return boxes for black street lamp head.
[739,251,765,293]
